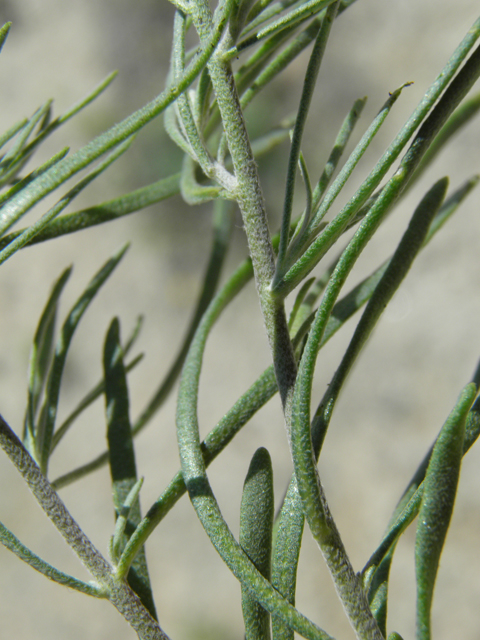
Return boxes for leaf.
[415,383,477,640]
[51,316,144,452]
[104,318,137,484]
[103,318,157,619]
[0,148,70,210]
[256,0,336,41]
[180,155,226,204]
[276,19,480,295]
[287,277,315,330]
[367,549,394,636]
[23,266,72,455]
[110,477,144,564]
[271,481,305,640]
[312,177,449,442]
[0,101,52,188]
[276,0,340,268]
[0,521,106,597]
[35,244,129,474]
[0,139,133,264]
[273,83,411,291]
[0,415,168,639]
[0,173,182,251]
[240,447,274,640]
[0,22,12,54]
[0,117,29,154]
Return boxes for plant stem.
[0,416,169,640]
[189,2,297,413]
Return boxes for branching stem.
[188,2,297,412]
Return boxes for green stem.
[0,417,169,640]
[192,1,297,414]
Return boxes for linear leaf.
[274,84,410,287]
[276,20,480,296]
[277,0,339,267]
[35,244,128,475]
[0,174,181,251]
[51,316,143,452]
[0,521,106,597]
[103,318,156,619]
[0,139,132,265]
[174,259,335,640]
[0,148,70,210]
[311,177,448,448]
[415,383,477,640]
[0,22,11,53]
[110,477,144,564]
[0,117,29,154]
[23,266,72,454]
[17,72,118,165]
[271,481,305,640]
[240,447,274,640]
[362,381,480,622]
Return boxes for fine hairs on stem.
[1,4,480,640]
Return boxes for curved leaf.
[415,383,477,640]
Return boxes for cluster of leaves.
[0,2,480,639]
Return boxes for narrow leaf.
[104,318,137,484]
[287,277,315,330]
[103,318,156,619]
[110,477,145,564]
[0,174,181,251]
[240,447,274,640]
[180,155,225,204]
[51,317,144,452]
[132,198,235,433]
[277,20,480,295]
[22,72,119,159]
[0,117,29,153]
[256,0,336,40]
[415,383,477,640]
[271,482,305,640]
[0,139,133,264]
[312,177,449,445]
[52,353,143,453]
[35,244,129,474]
[23,266,72,453]
[0,521,106,597]
[274,84,411,289]
[0,101,52,187]
[410,91,480,187]
[0,148,70,210]
[277,0,340,267]
[0,0,235,235]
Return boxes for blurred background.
[0,1,479,638]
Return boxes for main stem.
[189,7,383,640]
[191,4,297,415]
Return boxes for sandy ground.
[0,1,479,639]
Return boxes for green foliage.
[0,3,480,640]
